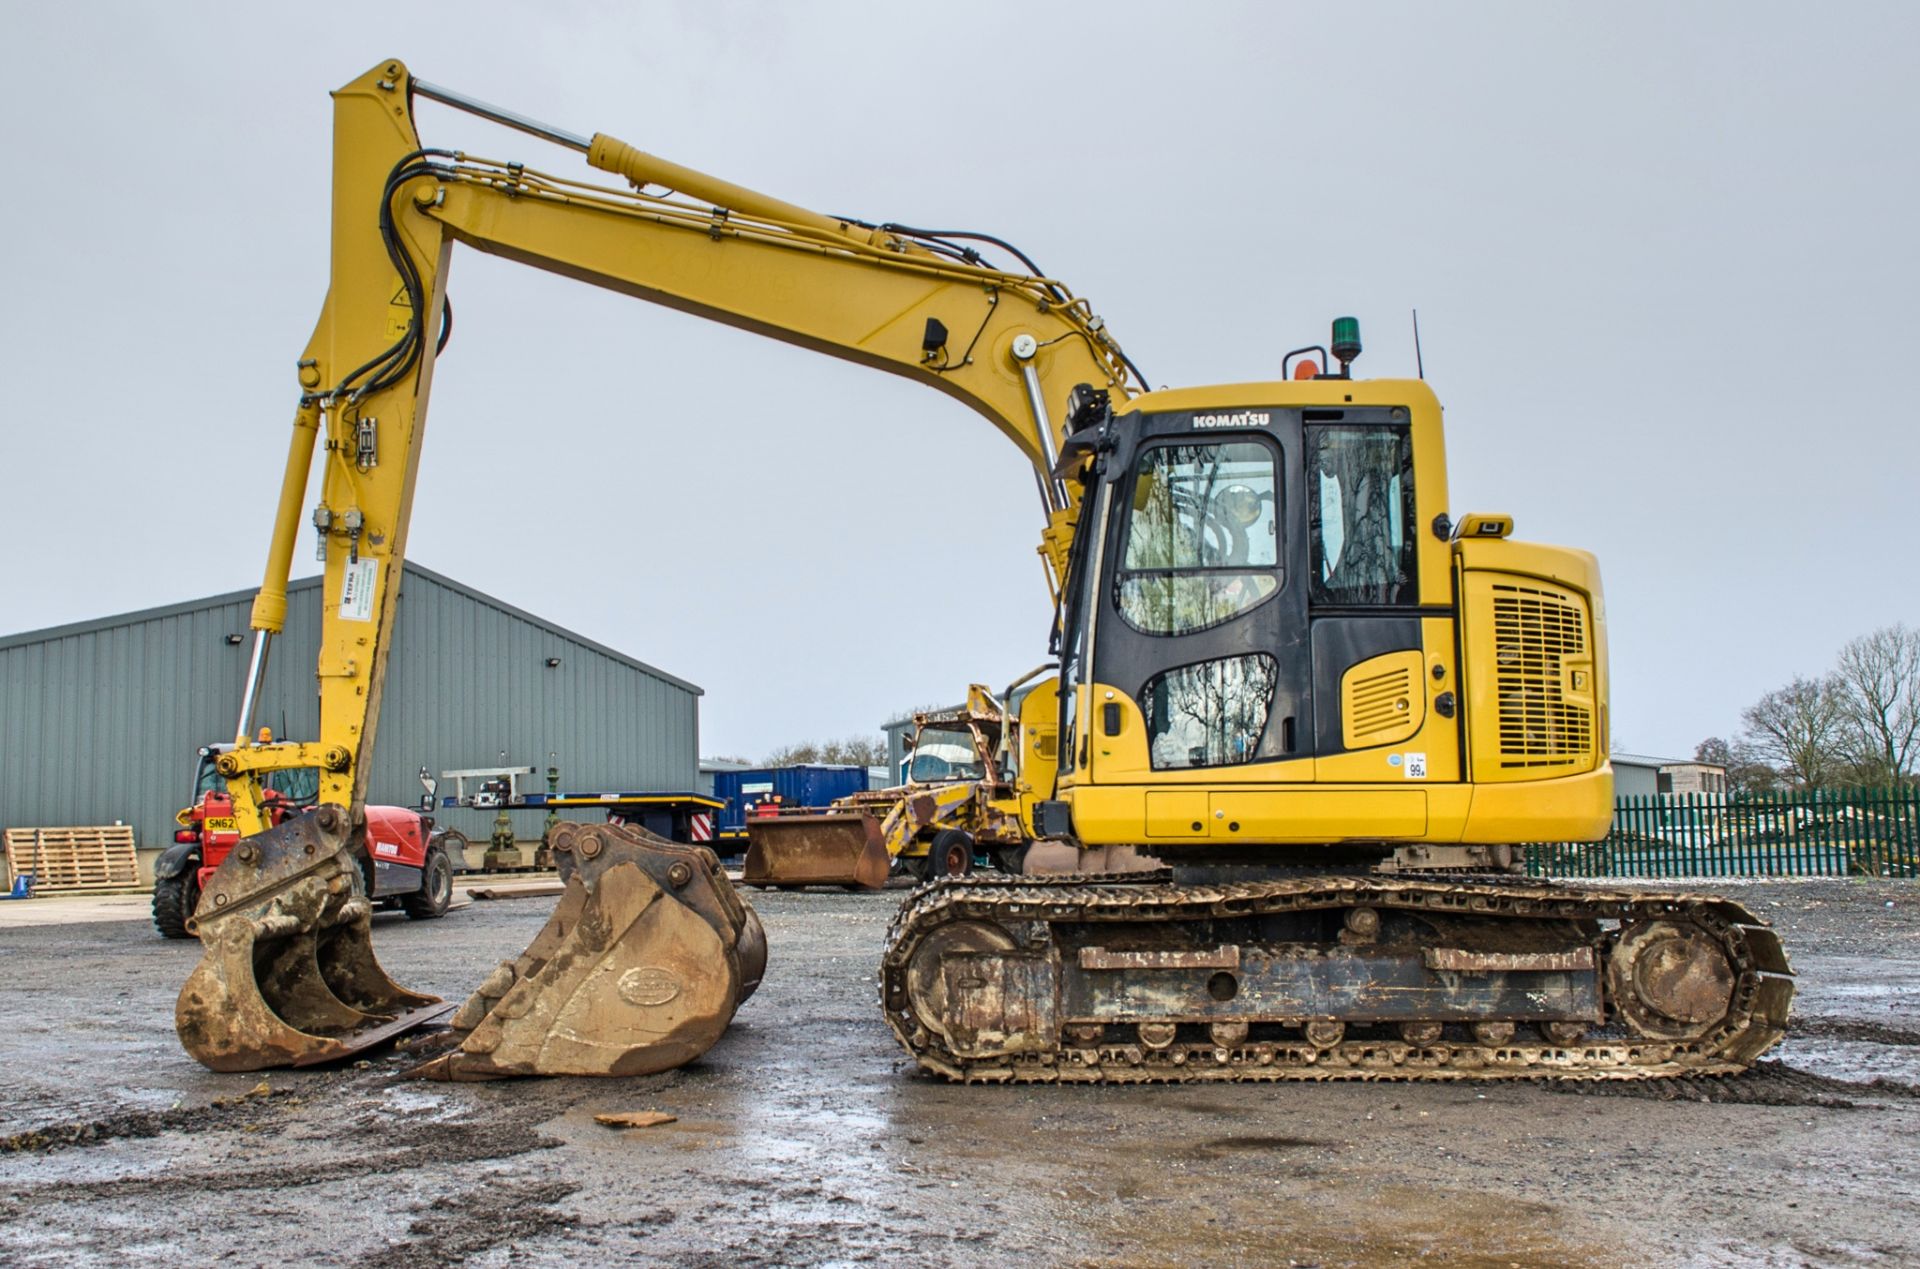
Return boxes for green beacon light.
[1330,316,1362,377]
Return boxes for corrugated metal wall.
[0,565,700,851]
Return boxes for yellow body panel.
[1316,618,1463,785]
[1010,677,1061,836]
[1455,539,1607,786]
[1462,767,1613,842]
[1076,784,1498,844]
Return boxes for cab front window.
[909,726,984,783]
[1140,653,1279,770]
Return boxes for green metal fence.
[1525,787,1920,879]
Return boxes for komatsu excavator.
[180,60,1792,1083]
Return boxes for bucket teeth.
[414,821,764,1080]
[743,813,890,889]
[176,806,450,1072]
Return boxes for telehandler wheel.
[929,829,975,878]
[152,869,201,940]
[404,845,454,920]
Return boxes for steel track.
[880,873,1795,1084]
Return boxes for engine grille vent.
[1349,665,1413,736]
[1492,584,1593,767]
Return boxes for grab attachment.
[176,805,451,1072]
[413,821,765,1080]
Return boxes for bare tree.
[1693,735,1778,794]
[1831,623,1920,785]
[821,736,888,766]
[763,741,820,766]
[764,735,888,767]
[1694,736,1731,768]
[1738,676,1846,788]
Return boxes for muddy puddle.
[1777,1034,1920,1086]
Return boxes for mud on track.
[0,878,1916,1266]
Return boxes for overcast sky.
[3,2,1916,765]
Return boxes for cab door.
[1087,410,1313,780]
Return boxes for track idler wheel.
[1607,919,1737,1040]
[176,806,451,1072]
[415,821,765,1079]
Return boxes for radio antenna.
[1411,308,1425,379]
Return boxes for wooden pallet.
[4,826,141,893]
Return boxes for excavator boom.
[183,59,1136,1075]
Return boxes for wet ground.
[0,878,1916,1267]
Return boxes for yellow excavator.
[180,60,1793,1083]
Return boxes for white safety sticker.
[1403,752,1428,779]
[373,840,399,857]
[340,558,378,622]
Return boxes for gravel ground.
[0,878,1916,1267]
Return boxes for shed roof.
[0,562,701,695]
[1611,751,1714,770]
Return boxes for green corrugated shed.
[0,563,701,852]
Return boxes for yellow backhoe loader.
[181,60,1792,1084]
[743,684,1036,888]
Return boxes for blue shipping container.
[711,765,870,842]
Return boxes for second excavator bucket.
[414,821,766,1079]
[177,806,453,1072]
[742,812,890,890]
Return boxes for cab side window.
[1307,425,1414,606]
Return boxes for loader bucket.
[413,821,765,1080]
[176,805,452,1072]
[742,813,890,890]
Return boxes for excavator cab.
[907,725,990,783]
[1046,380,1612,849]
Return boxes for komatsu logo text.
[1193,411,1271,429]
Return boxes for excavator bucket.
[413,821,766,1079]
[176,805,453,1072]
[742,813,890,890]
